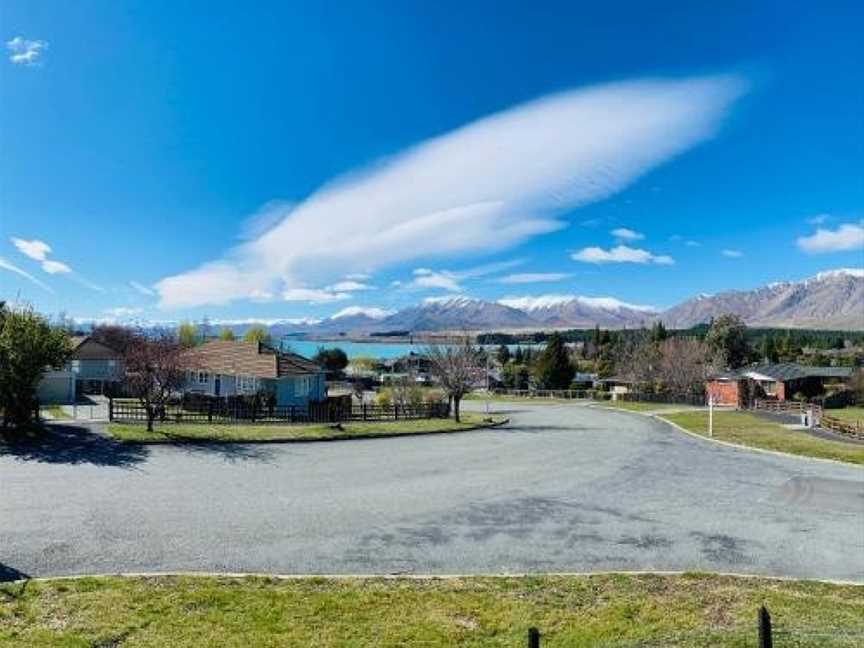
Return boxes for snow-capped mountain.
[658,268,864,330]
[499,295,656,328]
[375,296,538,332]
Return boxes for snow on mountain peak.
[814,268,864,281]
[498,294,656,313]
[330,306,395,320]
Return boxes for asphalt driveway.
[1,402,862,581]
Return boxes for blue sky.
[1,1,862,324]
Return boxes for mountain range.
[211,268,863,335]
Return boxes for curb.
[604,407,862,468]
[9,569,862,588]
[108,418,510,446]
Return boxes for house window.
[238,375,257,393]
[198,371,209,384]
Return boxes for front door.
[214,375,221,397]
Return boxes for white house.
[37,336,124,404]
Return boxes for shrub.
[376,389,392,407]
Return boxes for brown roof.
[70,336,121,360]
[181,340,322,379]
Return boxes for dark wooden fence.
[109,398,450,425]
[491,388,705,406]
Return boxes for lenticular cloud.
[157,74,746,308]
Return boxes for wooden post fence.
[527,627,540,648]
[758,606,773,648]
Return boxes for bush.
[376,389,392,407]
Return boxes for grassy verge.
[1,574,861,647]
[662,411,864,465]
[824,407,864,424]
[596,401,700,413]
[39,405,70,420]
[107,413,503,443]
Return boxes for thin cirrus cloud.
[155,74,746,308]
[325,280,374,292]
[130,281,156,296]
[6,36,48,66]
[282,288,349,303]
[497,272,571,284]
[721,249,743,258]
[0,256,53,292]
[572,245,674,265]
[611,227,644,241]
[797,222,864,254]
[11,237,72,274]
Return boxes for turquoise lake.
[280,338,541,360]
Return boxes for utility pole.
[708,395,714,437]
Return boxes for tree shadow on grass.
[0,422,149,468]
[0,563,29,583]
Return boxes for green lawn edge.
[1,573,862,647]
[106,413,507,443]
[660,410,864,466]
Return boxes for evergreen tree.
[705,314,749,368]
[532,332,574,389]
[513,346,524,364]
[761,335,778,363]
[650,321,668,343]
[496,344,511,366]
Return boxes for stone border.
[107,417,509,445]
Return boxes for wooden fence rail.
[109,399,450,425]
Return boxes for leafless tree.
[124,330,186,432]
[656,337,713,395]
[612,333,661,386]
[424,338,484,422]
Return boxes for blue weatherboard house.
[180,340,326,409]
[37,336,124,404]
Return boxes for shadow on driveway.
[0,422,149,468]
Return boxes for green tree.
[532,332,574,389]
[650,321,668,343]
[0,303,71,429]
[243,325,272,346]
[761,335,778,363]
[313,347,349,373]
[496,344,511,366]
[704,314,749,369]
[218,328,236,341]
[177,321,199,348]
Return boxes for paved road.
[2,402,862,582]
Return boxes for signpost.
[708,395,714,438]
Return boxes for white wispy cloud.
[611,227,644,241]
[0,256,53,292]
[325,280,374,291]
[497,272,571,284]
[282,288,349,303]
[721,249,743,258]
[11,237,79,277]
[6,36,48,66]
[806,214,830,225]
[130,281,155,296]
[410,269,462,292]
[797,222,864,253]
[330,306,395,320]
[571,245,674,265]
[156,74,745,308]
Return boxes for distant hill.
[657,269,864,330]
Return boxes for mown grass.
[107,413,502,443]
[39,405,70,420]
[662,411,864,465]
[824,407,864,425]
[0,574,861,647]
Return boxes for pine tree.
[533,332,575,389]
[497,344,511,366]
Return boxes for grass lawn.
[107,412,502,443]
[597,401,700,413]
[39,405,70,420]
[824,406,864,425]
[1,574,861,647]
[662,411,864,465]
